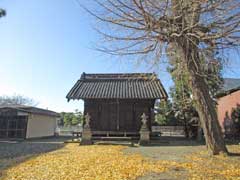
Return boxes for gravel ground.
[125,143,205,162]
[126,145,205,180]
[125,140,240,180]
[0,137,70,171]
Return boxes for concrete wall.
[217,90,240,134]
[26,114,57,139]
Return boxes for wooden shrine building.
[67,73,167,135]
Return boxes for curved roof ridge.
[67,72,168,100]
[80,72,158,80]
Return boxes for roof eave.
[216,87,240,98]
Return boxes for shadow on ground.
[0,137,71,171]
[124,138,240,162]
[93,136,207,148]
[93,136,240,148]
[228,152,240,157]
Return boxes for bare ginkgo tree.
[81,0,240,155]
[0,95,38,107]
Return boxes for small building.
[0,105,59,139]
[216,78,240,136]
[67,73,167,134]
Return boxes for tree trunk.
[177,41,228,155]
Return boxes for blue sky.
[0,0,239,112]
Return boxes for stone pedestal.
[80,113,92,145]
[139,113,150,145]
[81,128,92,145]
[139,129,150,145]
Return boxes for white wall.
[26,114,57,139]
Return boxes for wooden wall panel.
[84,101,99,131]
[119,102,134,131]
[84,99,155,132]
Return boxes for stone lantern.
[139,113,150,145]
[81,113,92,145]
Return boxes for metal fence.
[56,125,83,136]
[56,125,185,137]
[152,126,185,137]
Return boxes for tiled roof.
[222,78,240,92]
[67,73,168,100]
[0,105,59,117]
[216,78,240,98]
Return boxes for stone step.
[94,140,135,146]
[92,136,139,141]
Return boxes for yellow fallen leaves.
[2,144,240,180]
[183,145,240,180]
[2,144,166,180]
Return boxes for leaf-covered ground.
[1,143,240,180]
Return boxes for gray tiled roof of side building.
[222,78,240,92]
[0,105,59,117]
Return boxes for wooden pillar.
[117,99,119,131]
[6,115,9,138]
[197,119,203,141]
